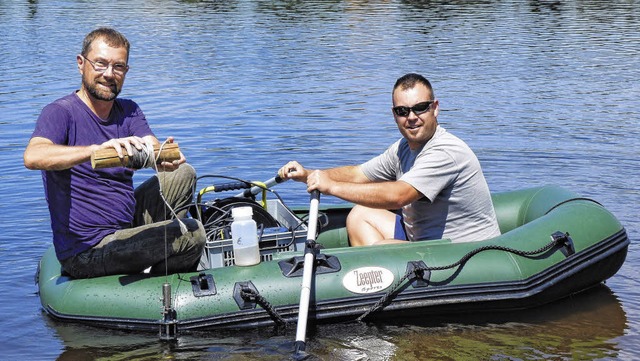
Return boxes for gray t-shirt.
[360,126,500,243]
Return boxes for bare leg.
[347,205,399,246]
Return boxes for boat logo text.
[342,266,394,294]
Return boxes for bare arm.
[313,172,421,209]
[279,161,369,183]
[23,135,183,171]
[24,136,100,171]
[278,161,422,209]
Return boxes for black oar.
[293,189,320,358]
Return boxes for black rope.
[241,288,288,330]
[356,237,562,321]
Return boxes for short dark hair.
[81,27,130,60]
[393,73,435,100]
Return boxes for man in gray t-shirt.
[278,73,500,246]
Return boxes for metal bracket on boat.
[233,281,259,310]
[406,261,431,288]
[551,231,575,257]
[190,272,217,297]
[159,283,178,340]
[278,253,341,278]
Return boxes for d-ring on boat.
[36,175,629,338]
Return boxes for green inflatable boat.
[36,182,629,338]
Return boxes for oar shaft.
[294,190,321,354]
[295,251,315,342]
[306,193,320,239]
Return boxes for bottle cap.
[232,206,253,218]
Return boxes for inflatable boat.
[36,181,628,338]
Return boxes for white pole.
[294,190,320,355]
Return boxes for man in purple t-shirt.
[24,28,205,278]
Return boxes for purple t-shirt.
[32,92,154,260]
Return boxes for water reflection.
[323,285,627,360]
[49,285,624,360]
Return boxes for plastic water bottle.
[231,206,260,266]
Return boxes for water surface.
[1,1,638,359]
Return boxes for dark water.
[1,1,639,359]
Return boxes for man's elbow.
[24,155,38,170]
[389,183,421,209]
[24,150,43,170]
[386,193,413,209]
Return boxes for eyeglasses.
[392,101,434,117]
[81,55,128,75]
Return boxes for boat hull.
[37,186,629,332]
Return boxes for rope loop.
[357,236,563,322]
[241,288,288,330]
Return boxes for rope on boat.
[240,287,289,330]
[356,233,571,321]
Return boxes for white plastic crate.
[204,199,307,268]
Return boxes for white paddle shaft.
[294,191,320,346]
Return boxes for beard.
[82,76,121,101]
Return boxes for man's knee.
[162,163,196,192]
[346,206,397,246]
[180,218,207,249]
[346,205,378,246]
[175,163,196,182]
[346,204,366,228]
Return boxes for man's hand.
[306,169,333,194]
[98,136,146,159]
[154,136,186,171]
[278,161,310,183]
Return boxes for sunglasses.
[392,101,434,117]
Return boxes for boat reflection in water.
[49,284,625,360]
[309,284,627,360]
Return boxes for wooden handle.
[91,143,181,169]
